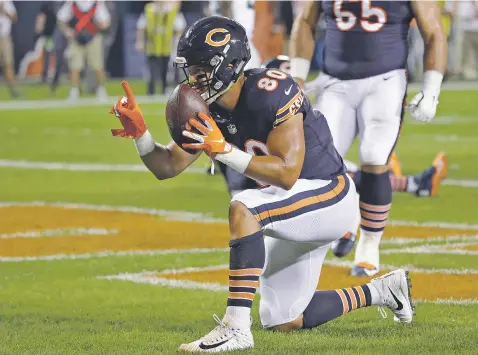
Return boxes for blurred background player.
[57,0,110,102]
[229,0,262,70]
[0,0,19,98]
[85,0,118,95]
[290,1,447,276]
[136,0,184,96]
[34,1,57,85]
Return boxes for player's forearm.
[245,155,300,190]
[289,14,315,61]
[135,132,197,180]
[423,30,447,74]
[216,149,300,190]
[289,2,319,83]
[139,145,178,180]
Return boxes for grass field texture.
[0,81,477,354]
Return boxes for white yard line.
[0,228,117,239]
[1,159,478,189]
[0,200,226,223]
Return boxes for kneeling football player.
[109,17,414,353]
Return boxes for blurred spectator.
[57,0,110,101]
[180,1,207,27]
[50,1,68,94]
[0,0,19,97]
[136,0,185,95]
[408,1,453,82]
[35,1,57,84]
[86,1,118,93]
[230,0,262,69]
[458,0,478,79]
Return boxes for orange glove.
[109,81,147,138]
[182,112,232,155]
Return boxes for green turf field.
[1,81,477,354]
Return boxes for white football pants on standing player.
[313,69,407,272]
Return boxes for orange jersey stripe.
[228,292,255,301]
[276,90,302,116]
[255,175,346,222]
[273,111,295,127]
[336,289,349,314]
[359,201,391,213]
[356,286,366,308]
[345,288,357,310]
[229,280,259,288]
[229,268,262,277]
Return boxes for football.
[165,83,210,154]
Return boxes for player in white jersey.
[290,1,448,276]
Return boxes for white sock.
[70,87,79,97]
[224,306,251,329]
[406,176,419,193]
[367,283,383,305]
[354,229,382,268]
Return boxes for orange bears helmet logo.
[205,28,231,47]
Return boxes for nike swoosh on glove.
[109,81,147,138]
[182,112,232,155]
[406,90,439,122]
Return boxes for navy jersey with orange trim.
[322,0,414,80]
[209,68,345,182]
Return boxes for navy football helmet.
[262,55,291,74]
[174,16,251,104]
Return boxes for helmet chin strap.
[202,80,235,105]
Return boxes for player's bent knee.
[229,201,261,240]
[360,146,388,167]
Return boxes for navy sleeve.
[272,77,306,128]
[245,69,306,129]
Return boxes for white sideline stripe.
[0,95,168,111]
[442,179,478,188]
[1,80,477,111]
[0,248,229,263]
[419,298,478,305]
[322,259,478,275]
[0,159,205,174]
[1,159,478,189]
[0,228,117,239]
[381,245,478,256]
[381,235,478,245]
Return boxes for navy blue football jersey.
[209,68,345,184]
[321,0,414,80]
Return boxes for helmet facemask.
[175,48,247,105]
